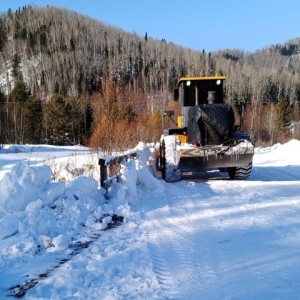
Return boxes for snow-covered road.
[135,170,300,299]
[1,141,300,299]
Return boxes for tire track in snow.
[145,180,267,298]
[145,191,206,298]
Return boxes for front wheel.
[228,162,252,180]
[161,135,182,182]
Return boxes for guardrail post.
[99,158,107,188]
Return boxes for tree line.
[0,5,299,149]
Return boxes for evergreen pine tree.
[12,53,22,80]
[24,97,43,143]
[276,98,290,129]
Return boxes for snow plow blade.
[178,142,254,170]
[159,135,254,182]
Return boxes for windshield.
[180,79,224,106]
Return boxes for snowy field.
[0,140,300,299]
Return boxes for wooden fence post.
[99,158,107,188]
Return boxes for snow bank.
[0,163,63,213]
[254,139,300,166]
[0,142,161,256]
[120,159,138,203]
[135,142,164,192]
[0,214,18,240]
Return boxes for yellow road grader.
[158,75,254,182]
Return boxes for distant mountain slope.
[215,38,300,73]
[0,5,218,98]
[0,5,300,103]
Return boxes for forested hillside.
[0,5,299,149]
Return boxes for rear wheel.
[161,135,182,182]
[228,162,252,180]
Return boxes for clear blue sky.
[1,0,299,53]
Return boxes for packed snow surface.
[0,140,300,299]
